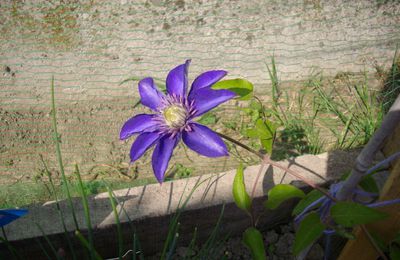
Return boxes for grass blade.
[50,77,79,230]
[75,165,95,260]
[106,186,124,260]
[35,223,61,260]
[0,233,24,260]
[40,155,77,260]
[75,230,103,260]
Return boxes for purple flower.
[0,209,28,227]
[120,60,236,183]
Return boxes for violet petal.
[138,77,165,111]
[166,60,190,97]
[183,123,228,157]
[0,209,28,227]
[120,114,158,140]
[152,134,179,183]
[188,70,227,99]
[190,87,236,117]
[130,132,161,162]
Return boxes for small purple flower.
[120,60,236,183]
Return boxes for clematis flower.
[120,60,236,183]
[0,209,28,227]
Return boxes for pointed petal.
[138,77,165,110]
[130,132,161,162]
[188,70,227,99]
[0,209,28,227]
[183,123,228,157]
[190,88,236,117]
[152,135,179,183]
[120,114,158,140]
[166,60,190,97]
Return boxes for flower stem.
[217,132,336,201]
[217,132,264,158]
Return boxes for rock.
[270,255,280,260]
[280,224,294,233]
[306,243,324,260]
[229,237,245,256]
[275,233,295,256]
[265,230,279,244]
[176,246,195,258]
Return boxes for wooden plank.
[338,123,400,259]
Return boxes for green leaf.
[390,244,400,260]
[359,175,379,193]
[331,202,388,227]
[255,119,276,139]
[249,100,262,110]
[246,128,259,138]
[243,227,267,260]
[292,190,323,216]
[260,138,273,155]
[232,164,252,212]
[198,112,217,125]
[251,109,260,122]
[334,226,356,240]
[265,184,305,210]
[393,232,400,244]
[255,119,277,155]
[212,78,254,100]
[293,212,325,255]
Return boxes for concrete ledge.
[1,151,358,258]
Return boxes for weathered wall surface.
[1,0,399,104]
[0,0,399,186]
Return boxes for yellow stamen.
[163,105,187,128]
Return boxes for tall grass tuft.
[380,47,400,113]
[313,72,384,149]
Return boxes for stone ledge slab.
[1,150,359,258]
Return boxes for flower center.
[163,105,187,129]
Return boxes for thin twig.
[251,160,267,199]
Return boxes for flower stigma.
[163,105,187,129]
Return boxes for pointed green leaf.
[260,138,273,155]
[265,184,305,210]
[359,175,379,193]
[292,190,323,216]
[331,202,388,227]
[255,119,276,139]
[212,78,253,100]
[246,128,259,138]
[393,232,400,244]
[255,119,277,155]
[334,226,356,240]
[243,227,267,260]
[293,212,325,255]
[232,164,252,212]
[390,244,400,260]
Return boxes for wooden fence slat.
[338,124,400,259]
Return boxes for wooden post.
[338,123,400,259]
